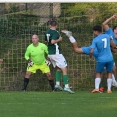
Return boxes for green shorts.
[27,63,50,73]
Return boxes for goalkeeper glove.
[46,57,51,66]
[27,59,34,67]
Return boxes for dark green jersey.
[45,28,62,55]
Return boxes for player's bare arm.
[102,15,117,30]
[51,36,62,44]
[111,48,117,53]
[110,38,116,48]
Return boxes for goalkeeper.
[62,30,117,89]
[22,34,55,91]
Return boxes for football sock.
[55,71,62,85]
[112,73,116,82]
[62,75,69,86]
[107,78,112,90]
[48,80,55,91]
[65,84,69,88]
[69,36,76,43]
[95,78,101,89]
[23,78,29,90]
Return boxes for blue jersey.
[105,28,117,44]
[91,34,113,62]
[82,46,98,61]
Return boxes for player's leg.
[107,72,112,93]
[50,54,74,93]
[56,54,74,94]
[60,66,74,94]
[54,68,63,91]
[61,30,84,54]
[48,55,63,91]
[22,71,32,91]
[39,63,55,91]
[92,62,104,93]
[22,64,37,91]
[92,72,102,93]
[46,72,55,91]
[112,63,117,85]
[112,63,117,87]
[106,60,113,93]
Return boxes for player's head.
[32,34,39,45]
[93,25,102,36]
[49,20,57,28]
[113,25,117,31]
[113,25,117,38]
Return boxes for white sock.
[112,74,116,83]
[56,82,60,85]
[95,78,101,89]
[107,78,112,90]
[65,84,69,88]
[69,36,76,43]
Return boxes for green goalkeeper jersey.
[45,28,62,55]
[25,42,48,65]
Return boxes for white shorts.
[48,54,67,68]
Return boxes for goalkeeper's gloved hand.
[27,59,34,67]
[46,57,51,66]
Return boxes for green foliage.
[9,4,19,13]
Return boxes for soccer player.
[22,34,55,91]
[102,14,117,83]
[90,25,114,93]
[61,30,117,89]
[44,20,74,94]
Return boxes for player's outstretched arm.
[102,15,117,30]
[110,38,116,49]
[111,48,117,53]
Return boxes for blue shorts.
[96,60,114,72]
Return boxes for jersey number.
[102,38,107,48]
[46,34,50,42]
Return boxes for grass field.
[0,91,117,117]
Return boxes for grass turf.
[0,91,117,117]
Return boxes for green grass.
[0,91,117,117]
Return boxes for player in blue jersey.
[90,25,114,93]
[61,30,99,58]
[102,14,117,86]
[62,30,117,92]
